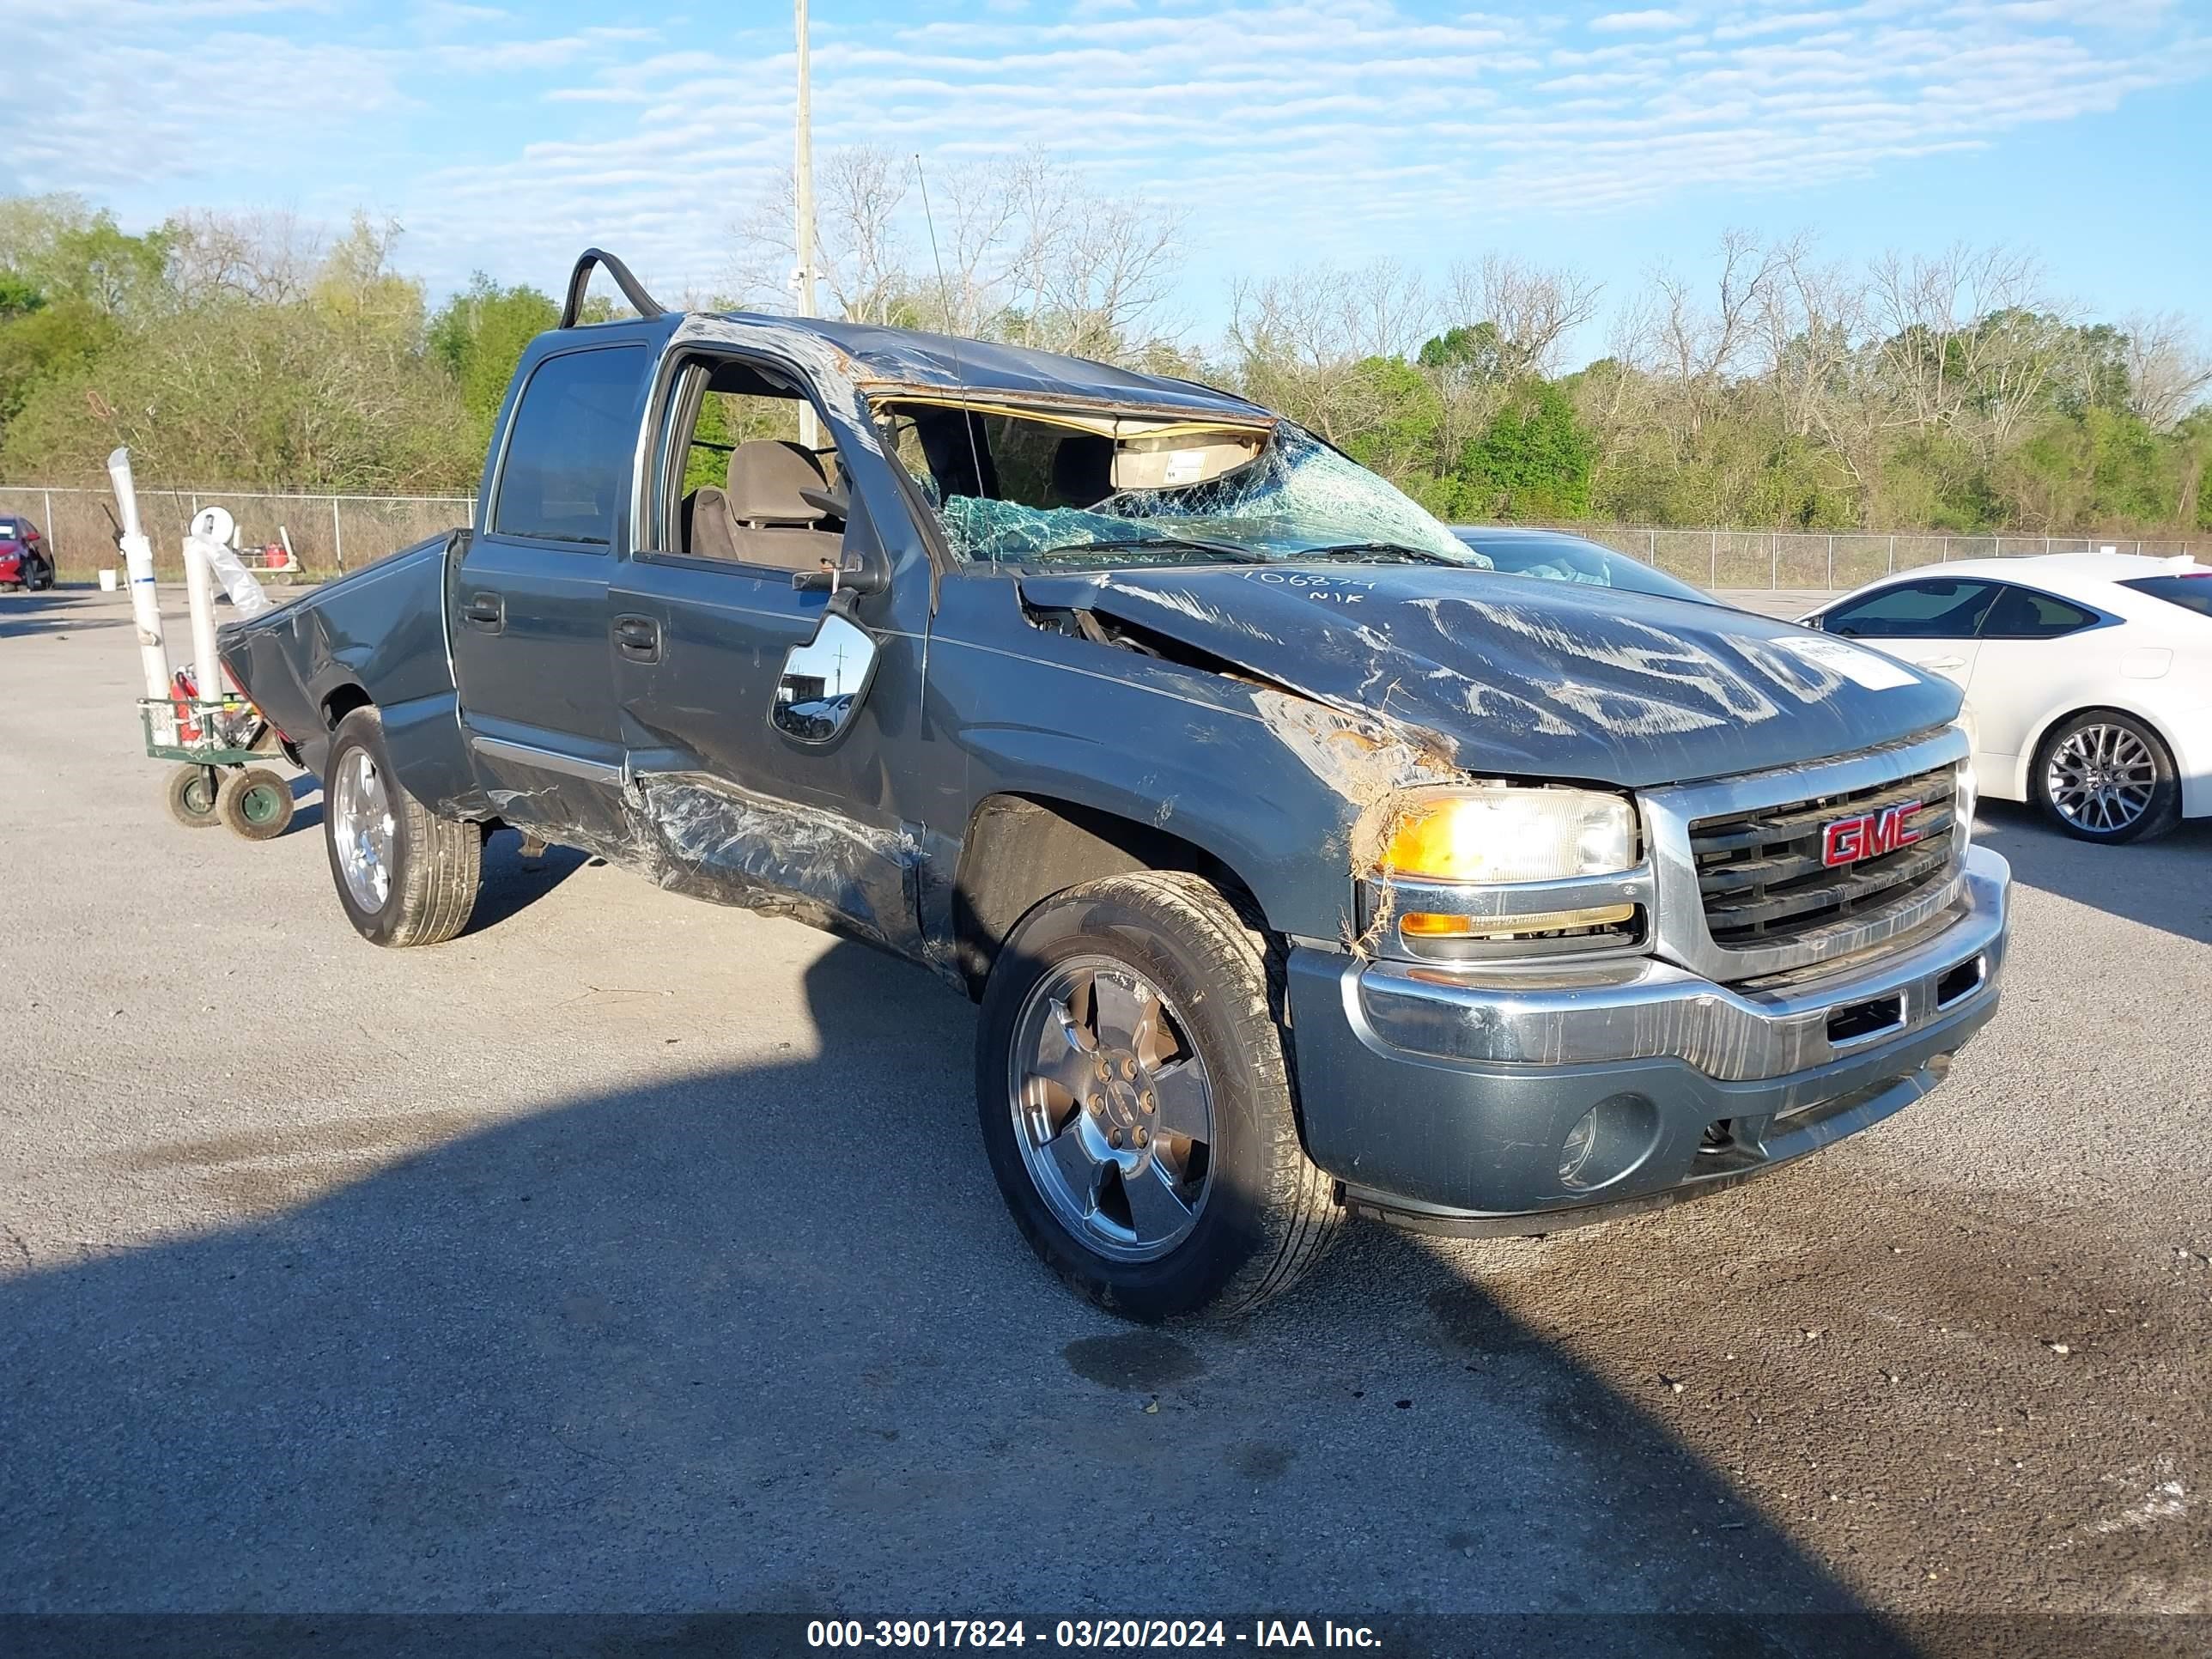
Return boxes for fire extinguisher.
[170,667,202,744]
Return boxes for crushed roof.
[714,310,1269,422]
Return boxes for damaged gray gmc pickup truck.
[222,251,2011,1320]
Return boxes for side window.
[652,355,848,574]
[1981,584,2099,639]
[1825,579,2000,640]
[491,347,642,546]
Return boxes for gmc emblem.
[1821,801,1922,867]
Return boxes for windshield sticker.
[1774,635,1918,690]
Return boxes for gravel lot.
[2,587,2208,1646]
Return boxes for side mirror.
[770,609,879,744]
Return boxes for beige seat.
[684,440,844,573]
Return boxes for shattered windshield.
[883,405,1485,569]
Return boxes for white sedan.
[1804,553,2212,842]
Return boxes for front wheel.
[324,708,481,945]
[975,872,1339,1322]
[217,765,295,841]
[2033,709,2180,844]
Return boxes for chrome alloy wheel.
[332,747,397,911]
[1007,956,1216,1262]
[2045,722,2156,835]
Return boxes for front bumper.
[1286,844,2010,1233]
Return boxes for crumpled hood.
[1021,563,1960,788]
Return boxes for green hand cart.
[142,695,297,840]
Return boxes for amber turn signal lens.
[1401,904,1634,939]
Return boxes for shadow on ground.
[0,591,128,640]
[1976,801,2212,945]
[0,938,1912,1653]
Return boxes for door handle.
[1924,656,1966,672]
[462,592,503,631]
[613,614,660,664]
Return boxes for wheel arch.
[950,792,1267,999]
[319,679,374,731]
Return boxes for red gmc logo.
[1821,801,1922,867]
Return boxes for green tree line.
[3,190,2207,536]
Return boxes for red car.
[0,516,55,591]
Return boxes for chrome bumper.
[1351,844,2007,1082]
[1283,845,2010,1228]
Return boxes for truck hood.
[1020,563,1961,788]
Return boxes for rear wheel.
[2033,709,2180,844]
[325,708,481,945]
[216,765,295,841]
[164,764,222,830]
[975,872,1339,1322]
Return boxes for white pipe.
[106,447,171,719]
[184,535,222,708]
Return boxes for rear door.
[450,335,657,847]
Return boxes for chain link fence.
[0,482,2199,590]
[0,484,476,583]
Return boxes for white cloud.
[1590,9,1691,31]
[2,0,2207,303]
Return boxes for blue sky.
[6,0,2209,356]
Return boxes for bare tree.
[165,208,322,307]
[1225,261,1432,450]
[1868,241,2059,447]
[2122,311,2212,428]
[1440,254,1601,381]
[727,147,1184,362]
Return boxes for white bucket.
[99,568,119,592]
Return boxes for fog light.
[1558,1109,1599,1186]
[1553,1093,1661,1192]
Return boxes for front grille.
[1687,763,1957,948]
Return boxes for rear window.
[2121,575,2212,620]
[492,346,642,545]
[1982,584,2099,639]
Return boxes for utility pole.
[794,0,821,451]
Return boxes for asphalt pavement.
[1,587,2208,1649]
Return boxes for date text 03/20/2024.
[805,1620,1382,1649]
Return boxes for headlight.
[1374,787,1640,940]
[1378,787,1638,884]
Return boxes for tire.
[216,765,295,841]
[164,764,222,830]
[323,707,481,946]
[2032,708,2180,844]
[26,559,53,592]
[975,871,1339,1322]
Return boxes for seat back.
[724,440,845,572]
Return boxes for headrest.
[726,441,829,526]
